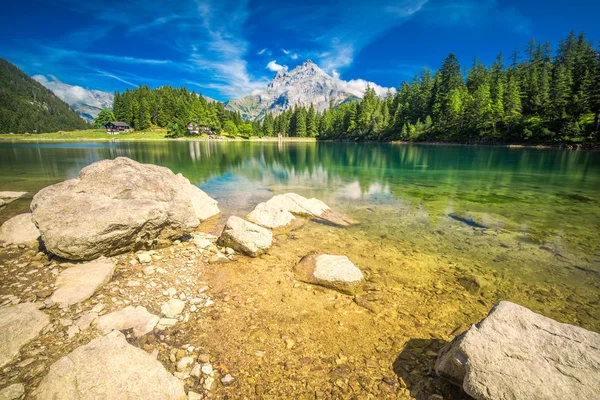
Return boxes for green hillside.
[0,58,89,133]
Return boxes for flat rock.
[294,254,364,293]
[217,216,272,257]
[0,383,25,400]
[436,301,600,400]
[30,157,219,260]
[0,303,50,368]
[161,299,186,318]
[50,261,115,307]
[156,318,178,330]
[0,213,40,248]
[95,306,159,337]
[247,193,355,228]
[31,331,186,400]
[0,192,27,204]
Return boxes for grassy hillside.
[0,58,89,133]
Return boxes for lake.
[1,141,599,322]
[1,140,599,397]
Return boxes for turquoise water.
[0,140,599,329]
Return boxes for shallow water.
[1,141,599,301]
[1,140,599,397]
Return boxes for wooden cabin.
[106,121,131,134]
[187,122,215,136]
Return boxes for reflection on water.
[0,141,599,306]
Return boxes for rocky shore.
[0,157,598,400]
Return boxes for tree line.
[263,31,600,143]
[104,85,259,137]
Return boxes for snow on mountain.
[32,75,114,122]
[226,60,394,120]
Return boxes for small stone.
[142,266,155,276]
[17,358,35,368]
[221,374,235,386]
[190,305,197,312]
[197,353,211,363]
[201,363,213,375]
[161,299,186,318]
[156,267,168,274]
[190,363,201,378]
[137,252,152,264]
[285,338,296,349]
[176,349,186,360]
[188,391,202,400]
[204,376,215,391]
[177,356,194,372]
[156,318,178,330]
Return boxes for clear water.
[1,140,599,331]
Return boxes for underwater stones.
[294,254,364,293]
[247,193,356,229]
[436,301,600,400]
[0,303,50,368]
[50,261,115,307]
[217,216,272,257]
[0,192,27,204]
[30,157,219,260]
[0,213,40,248]
[31,331,186,400]
[96,306,159,337]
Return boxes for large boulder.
[30,157,220,260]
[217,216,272,257]
[0,303,50,368]
[294,254,364,293]
[436,301,600,400]
[50,261,115,307]
[0,213,40,248]
[247,193,355,229]
[31,331,186,400]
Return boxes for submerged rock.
[50,261,115,307]
[31,331,186,400]
[0,191,27,204]
[30,157,220,260]
[436,301,600,400]
[217,216,272,257]
[0,303,50,368]
[247,193,356,229]
[294,254,364,293]
[95,306,159,337]
[0,213,40,248]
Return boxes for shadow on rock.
[392,338,471,400]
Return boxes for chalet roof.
[108,121,130,127]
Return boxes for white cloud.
[266,60,287,72]
[290,53,299,60]
[336,76,395,98]
[281,49,291,55]
[257,48,268,55]
[32,74,114,110]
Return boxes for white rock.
[294,254,364,293]
[142,266,155,275]
[181,180,220,221]
[0,213,40,248]
[50,261,115,307]
[95,306,159,337]
[156,318,178,330]
[137,252,152,264]
[204,376,215,391]
[0,303,49,368]
[188,391,202,400]
[436,301,600,400]
[0,383,25,400]
[193,238,212,249]
[190,363,201,378]
[31,331,186,400]
[161,299,186,318]
[177,356,194,372]
[0,191,27,201]
[201,363,213,375]
[217,216,272,257]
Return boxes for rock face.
[30,157,220,260]
[0,303,50,368]
[0,383,25,400]
[217,216,272,257]
[435,301,600,400]
[247,193,355,229]
[31,331,186,400]
[294,254,364,293]
[226,60,392,120]
[96,306,159,337]
[50,261,115,307]
[0,213,40,248]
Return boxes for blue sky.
[1,0,599,101]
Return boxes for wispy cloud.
[257,48,268,55]
[93,69,137,86]
[281,48,290,55]
[266,60,287,72]
[130,14,183,32]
